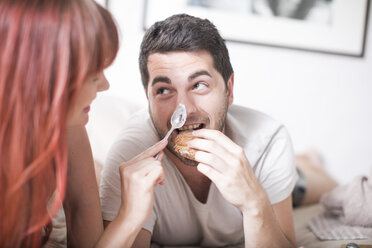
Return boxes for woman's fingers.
[120,155,165,188]
[147,164,165,186]
[131,139,168,163]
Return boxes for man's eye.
[193,82,207,90]
[156,88,170,95]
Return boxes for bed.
[294,204,372,248]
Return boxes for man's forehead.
[146,50,224,90]
[148,50,213,62]
[148,51,214,76]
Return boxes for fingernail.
[197,163,204,171]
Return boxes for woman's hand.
[96,139,167,248]
[118,139,167,227]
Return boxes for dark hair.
[139,14,233,90]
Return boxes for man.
[100,14,297,247]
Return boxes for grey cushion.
[294,204,372,248]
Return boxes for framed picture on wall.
[143,0,369,57]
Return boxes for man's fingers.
[194,150,226,173]
[188,138,235,164]
[197,163,224,183]
[192,129,240,153]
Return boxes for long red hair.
[0,0,118,247]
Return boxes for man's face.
[146,50,234,166]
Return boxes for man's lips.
[83,106,90,113]
[176,123,205,133]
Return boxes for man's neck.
[164,148,211,203]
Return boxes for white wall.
[100,0,372,184]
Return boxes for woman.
[0,0,166,247]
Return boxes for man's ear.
[227,73,234,106]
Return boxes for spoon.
[155,104,187,159]
[163,103,187,141]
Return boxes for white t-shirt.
[100,104,297,247]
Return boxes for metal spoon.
[163,103,187,141]
[155,104,186,159]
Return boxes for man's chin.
[178,156,199,167]
[168,147,199,167]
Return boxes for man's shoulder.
[115,108,157,143]
[106,108,159,163]
[226,105,289,166]
[227,104,282,134]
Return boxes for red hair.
[0,0,118,247]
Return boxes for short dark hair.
[139,14,233,90]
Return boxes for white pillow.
[86,95,142,165]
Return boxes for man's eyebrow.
[188,70,212,81]
[151,76,171,86]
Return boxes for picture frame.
[143,0,370,57]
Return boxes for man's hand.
[188,129,268,212]
[188,128,296,247]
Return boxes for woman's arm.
[64,126,103,248]
[96,140,167,248]
[63,126,167,248]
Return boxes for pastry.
[174,130,196,160]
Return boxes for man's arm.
[242,195,296,247]
[64,126,103,248]
[189,129,296,247]
[131,229,151,248]
[272,196,296,244]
